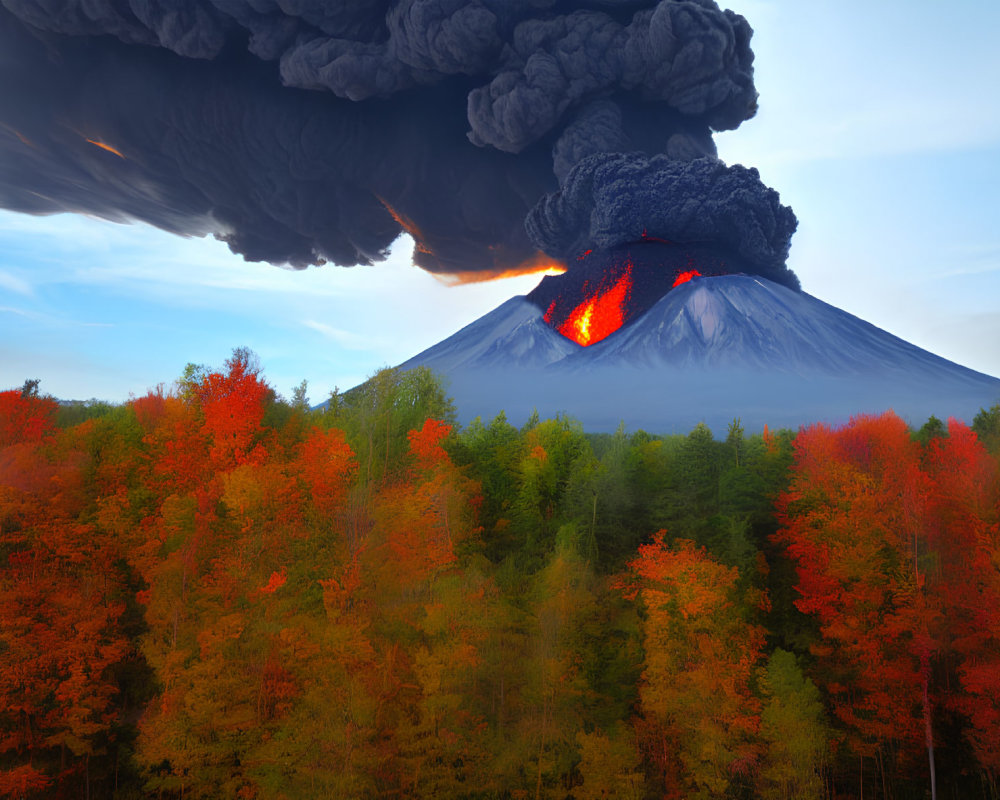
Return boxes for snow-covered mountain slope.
[398,275,1000,433]
[398,296,579,372]
[569,275,991,383]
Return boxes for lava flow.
[528,240,737,346]
[545,263,633,346]
[672,269,702,287]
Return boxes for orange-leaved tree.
[134,383,370,799]
[354,418,492,796]
[620,532,766,799]
[367,418,479,594]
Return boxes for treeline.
[1,350,1000,800]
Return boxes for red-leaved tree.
[776,412,1000,797]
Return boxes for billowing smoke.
[526,153,799,288]
[0,0,795,285]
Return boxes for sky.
[1,0,999,407]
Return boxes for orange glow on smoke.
[672,269,702,287]
[376,195,434,255]
[86,139,125,158]
[3,125,34,147]
[436,253,567,285]
[556,263,633,346]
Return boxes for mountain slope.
[397,275,1000,432]
[398,296,579,372]
[570,275,991,383]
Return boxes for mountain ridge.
[396,275,1000,433]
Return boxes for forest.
[2,348,1000,800]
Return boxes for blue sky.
[1,0,998,406]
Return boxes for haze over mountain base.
[399,275,1000,433]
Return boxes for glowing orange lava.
[86,139,125,158]
[558,263,633,346]
[672,269,702,287]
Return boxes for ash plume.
[0,0,795,283]
[526,153,799,289]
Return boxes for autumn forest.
[3,349,1000,800]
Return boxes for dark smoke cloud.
[0,0,792,282]
[0,10,548,271]
[525,152,799,286]
[550,99,717,183]
[464,1,755,154]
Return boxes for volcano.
[527,239,751,347]
[398,275,1000,433]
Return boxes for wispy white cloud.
[718,0,1000,169]
[721,96,1000,172]
[0,305,32,317]
[934,263,1000,281]
[0,304,113,327]
[302,320,378,351]
[917,243,1000,281]
[0,269,32,296]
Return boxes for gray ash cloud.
[0,0,794,283]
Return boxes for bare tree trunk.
[384,413,392,483]
[499,674,505,740]
[922,650,937,800]
[591,492,598,560]
[536,693,548,800]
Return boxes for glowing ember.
[86,138,125,158]
[544,299,557,323]
[558,263,633,346]
[672,269,702,287]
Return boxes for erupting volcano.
[529,239,747,345]
[399,274,1000,433]
[2,1,996,435]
